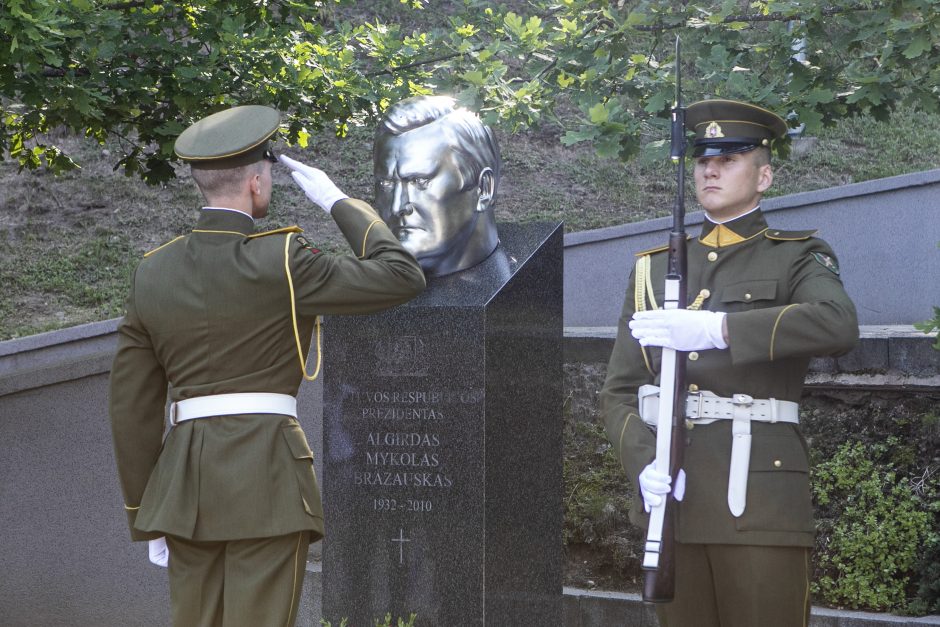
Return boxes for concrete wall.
[0,320,324,627]
[1,319,936,626]
[564,169,940,327]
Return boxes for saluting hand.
[279,155,349,214]
[630,309,728,351]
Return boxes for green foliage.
[811,438,936,612]
[432,0,940,160]
[5,1,940,180]
[0,0,428,183]
[914,242,940,349]
[915,305,940,350]
[564,421,632,545]
[320,612,416,627]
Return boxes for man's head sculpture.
[374,95,501,277]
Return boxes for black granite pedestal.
[321,223,563,626]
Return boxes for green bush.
[321,613,416,627]
[812,438,935,612]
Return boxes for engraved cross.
[391,528,411,565]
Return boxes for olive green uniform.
[109,201,425,625]
[600,209,858,626]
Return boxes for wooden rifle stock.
[642,36,688,603]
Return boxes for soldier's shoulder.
[247,225,303,240]
[634,244,669,257]
[143,234,188,258]
[764,228,818,242]
[635,234,693,257]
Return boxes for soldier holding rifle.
[600,98,859,626]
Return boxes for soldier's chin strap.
[284,233,322,381]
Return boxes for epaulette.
[634,243,669,257]
[144,235,187,258]
[634,234,692,257]
[765,228,817,241]
[247,225,303,239]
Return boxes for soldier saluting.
[109,105,425,626]
[601,99,859,626]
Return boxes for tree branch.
[636,3,883,32]
[104,0,166,10]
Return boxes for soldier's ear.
[475,168,495,213]
[756,163,773,194]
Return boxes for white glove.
[279,155,349,213]
[638,462,686,513]
[629,309,728,351]
[148,537,169,568]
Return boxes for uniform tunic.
[600,208,858,548]
[110,200,426,543]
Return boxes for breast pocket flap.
[720,280,777,305]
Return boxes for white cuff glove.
[279,155,349,214]
[148,537,169,568]
[638,462,686,513]
[629,309,728,351]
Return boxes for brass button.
[707,251,718,262]
[745,293,752,300]
[701,289,711,299]
[773,460,782,468]
[685,419,695,430]
[688,352,699,361]
[689,384,699,392]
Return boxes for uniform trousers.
[166,531,310,627]
[656,542,811,627]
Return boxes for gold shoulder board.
[247,225,303,239]
[635,244,669,257]
[634,234,692,257]
[143,234,186,258]
[765,229,817,241]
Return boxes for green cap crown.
[685,99,788,158]
[175,105,280,169]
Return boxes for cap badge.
[705,122,724,138]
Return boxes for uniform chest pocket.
[719,280,778,311]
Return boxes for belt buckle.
[732,393,753,407]
[169,402,178,426]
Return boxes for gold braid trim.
[286,532,304,627]
[769,303,799,361]
[123,504,140,511]
[687,288,710,311]
[617,412,640,463]
[192,229,247,236]
[284,234,322,381]
[247,225,302,239]
[360,219,384,258]
[634,255,655,376]
[143,235,186,258]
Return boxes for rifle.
[641,35,688,604]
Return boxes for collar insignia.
[700,224,746,248]
[705,121,724,138]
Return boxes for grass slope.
[1,106,939,340]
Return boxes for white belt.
[170,393,297,425]
[637,384,799,518]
